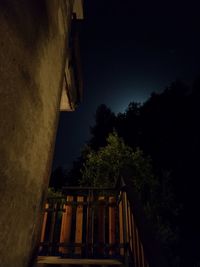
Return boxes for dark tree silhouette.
[89,104,116,150]
[116,102,141,149]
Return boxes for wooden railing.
[39,188,123,258]
[38,181,167,267]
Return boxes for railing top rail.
[62,186,116,191]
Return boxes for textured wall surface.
[0,1,72,266]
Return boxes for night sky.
[52,0,200,170]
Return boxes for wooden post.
[75,196,84,255]
[109,196,116,255]
[59,195,73,254]
[98,196,105,255]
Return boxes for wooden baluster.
[98,196,105,255]
[59,195,73,254]
[86,191,93,256]
[86,195,90,256]
[40,203,49,248]
[131,213,138,267]
[109,196,116,255]
[127,201,133,255]
[119,192,124,256]
[135,227,142,267]
[48,202,58,255]
[75,196,84,255]
[122,192,129,267]
[59,203,66,253]
[124,193,130,244]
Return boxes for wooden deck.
[37,256,123,265]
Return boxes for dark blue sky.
[52,0,200,170]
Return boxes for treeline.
[50,77,200,266]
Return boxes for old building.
[0,1,83,266]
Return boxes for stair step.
[37,256,123,266]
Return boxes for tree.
[116,102,141,150]
[89,104,116,150]
[80,132,157,207]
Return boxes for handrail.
[62,186,116,190]
[119,176,169,267]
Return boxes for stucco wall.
[0,1,73,266]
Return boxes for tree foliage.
[80,132,157,205]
